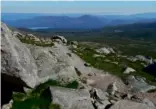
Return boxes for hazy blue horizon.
[2,12,156,15]
[2,1,156,15]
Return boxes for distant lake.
[29,27,50,30]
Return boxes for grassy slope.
[72,43,155,84]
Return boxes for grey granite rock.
[143,98,155,108]
[1,22,38,88]
[96,47,115,54]
[110,100,156,109]
[2,100,13,109]
[127,75,156,93]
[50,86,94,109]
[123,67,136,74]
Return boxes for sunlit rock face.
[1,22,38,88]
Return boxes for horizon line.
[2,12,156,16]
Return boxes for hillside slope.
[1,22,156,109]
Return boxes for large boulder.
[123,67,136,74]
[2,100,13,109]
[26,42,107,84]
[89,88,111,109]
[110,100,155,109]
[134,92,156,105]
[86,73,128,94]
[143,98,155,108]
[127,75,156,93]
[50,86,94,109]
[26,44,78,84]
[127,55,154,64]
[136,55,153,64]
[52,35,67,44]
[1,22,38,88]
[127,56,138,62]
[13,31,25,39]
[96,47,115,54]
[26,34,40,42]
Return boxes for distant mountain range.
[2,12,156,29]
[17,21,156,41]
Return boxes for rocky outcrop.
[96,47,115,54]
[89,88,111,109]
[110,100,155,109]
[13,31,25,38]
[50,86,95,109]
[127,75,156,93]
[26,33,40,42]
[50,86,114,109]
[1,22,38,88]
[26,41,112,85]
[127,55,153,64]
[1,22,103,87]
[127,56,138,62]
[26,44,79,84]
[2,100,13,109]
[136,55,153,64]
[1,22,110,87]
[52,35,67,44]
[134,92,156,105]
[143,98,155,108]
[123,67,136,74]
[93,54,105,58]
[86,73,128,94]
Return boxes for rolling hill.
[2,12,156,29]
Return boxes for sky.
[1,1,156,15]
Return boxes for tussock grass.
[11,80,79,109]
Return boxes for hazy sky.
[2,1,156,15]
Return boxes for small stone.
[127,93,133,99]
[2,100,13,109]
[84,63,91,67]
[66,53,72,57]
[123,67,136,74]
[110,100,155,109]
[110,100,116,104]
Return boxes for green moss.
[12,91,60,109]
[12,92,26,101]
[18,37,54,47]
[147,89,156,93]
[49,103,61,109]
[12,97,43,109]
[33,79,79,94]
[65,80,79,89]
[32,80,59,94]
[11,79,78,109]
